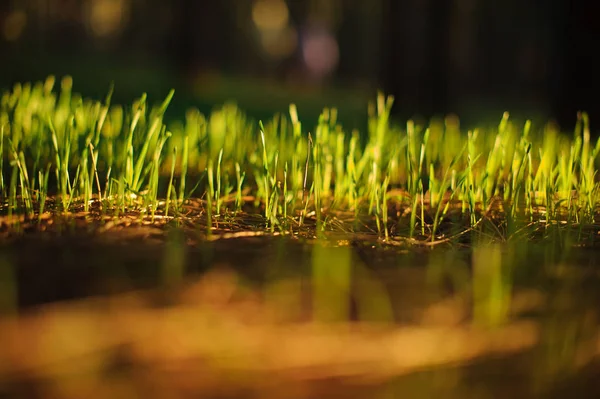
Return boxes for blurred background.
[0,0,598,129]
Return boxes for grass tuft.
[1,76,600,245]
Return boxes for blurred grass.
[0,52,372,128]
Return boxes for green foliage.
[1,77,600,244]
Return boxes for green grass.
[1,76,600,245]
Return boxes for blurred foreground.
[0,270,538,398]
[0,226,599,398]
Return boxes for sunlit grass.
[1,76,600,244]
[1,76,599,398]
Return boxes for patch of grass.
[1,76,600,245]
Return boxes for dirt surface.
[0,215,600,397]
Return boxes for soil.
[0,211,599,398]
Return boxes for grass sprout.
[2,76,600,245]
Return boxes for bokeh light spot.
[252,0,289,31]
[260,26,298,59]
[88,0,128,38]
[3,11,27,42]
[302,27,339,78]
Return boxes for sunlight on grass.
[1,76,600,245]
[3,77,600,398]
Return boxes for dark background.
[0,0,598,129]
